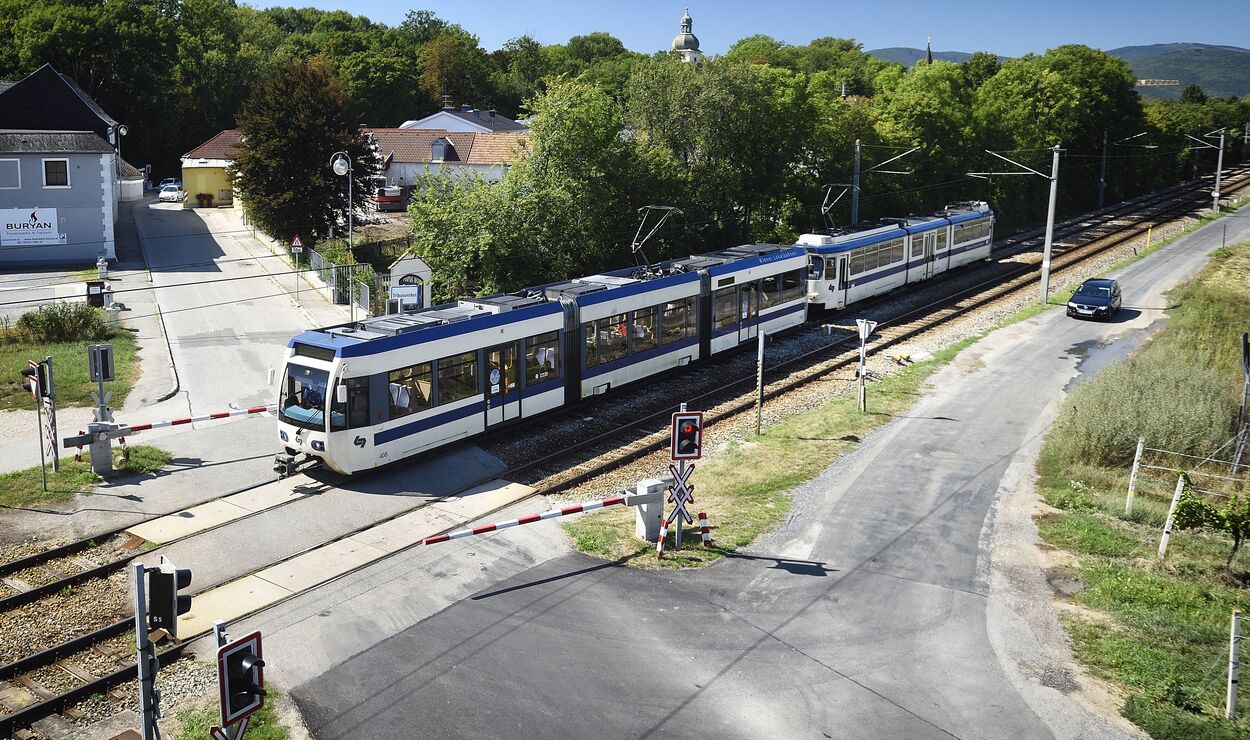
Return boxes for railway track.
[1,172,1246,738]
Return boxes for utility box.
[634,478,669,542]
[86,280,106,307]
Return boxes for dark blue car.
[1067,278,1122,320]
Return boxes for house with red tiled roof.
[368,128,528,189]
[178,127,529,210]
[180,129,243,209]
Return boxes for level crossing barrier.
[124,404,276,433]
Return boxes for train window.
[911,237,923,258]
[280,364,329,431]
[761,275,782,308]
[599,314,628,364]
[388,363,432,419]
[525,331,560,386]
[713,287,737,329]
[661,298,694,344]
[824,257,836,281]
[887,238,905,265]
[782,270,804,302]
[808,256,822,279]
[437,351,479,404]
[330,376,369,431]
[848,252,865,276]
[937,231,948,252]
[632,307,657,354]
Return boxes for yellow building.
[179,129,240,209]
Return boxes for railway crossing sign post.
[21,357,57,489]
[667,404,703,551]
[855,319,877,413]
[291,234,304,303]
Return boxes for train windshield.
[280,364,329,431]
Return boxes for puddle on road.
[1062,318,1168,391]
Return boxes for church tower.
[671,8,704,66]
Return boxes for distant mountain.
[1107,43,1250,100]
[867,47,976,66]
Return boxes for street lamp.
[969,145,1064,304]
[329,151,355,321]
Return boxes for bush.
[1049,343,1238,467]
[11,302,113,344]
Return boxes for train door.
[923,232,938,280]
[484,341,520,426]
[836,257,849,307]
[737,282,759,343]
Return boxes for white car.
[158,184,185,203]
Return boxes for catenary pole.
[1213,131,1225,212]
[851,139,862,225]
[1040,145,1061,304]
[1097,129,1108,209]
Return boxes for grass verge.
[0,331,139,410]
[1033,236,1250,737]
[0,445,171,509]
[175,691,290,740]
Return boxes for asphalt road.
[275,212,1250,739]
[133,200,319,416]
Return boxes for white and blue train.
[276,201,993,475]
[800,201,994,310]
[277,244,810,474]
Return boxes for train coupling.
[274,453,298,479]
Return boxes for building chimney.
[488,110,496,118]
[461,104,473,112]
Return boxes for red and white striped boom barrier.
[423,494,630,546]
[124,404,276,433]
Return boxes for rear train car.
[799,201,994,311]
[276,243,808,474]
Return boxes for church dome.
[671,8,701,54]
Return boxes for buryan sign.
[1,208,66,246]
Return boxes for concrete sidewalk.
[0,201,350,483]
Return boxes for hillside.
[867,47,975,66]
[1107,43,1250,99]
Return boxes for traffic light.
[148,560,192,640]
[671,411,703,460]
[220,633,265,724]
[20,361,49,399]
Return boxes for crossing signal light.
[671,411,703,460]
[21,361,49,398]
[148,561,193,640]
[219,633,265,724]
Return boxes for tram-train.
[276,201,994,474]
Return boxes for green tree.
[233,58,377,244]
[1180,84,1208,105]
[960,51,1000,91]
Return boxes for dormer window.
[431,138,447,163]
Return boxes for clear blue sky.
[250,0,1250,57]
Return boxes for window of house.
[437,351,478,404]
[42,158,69,188]
[0,159,19,189]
